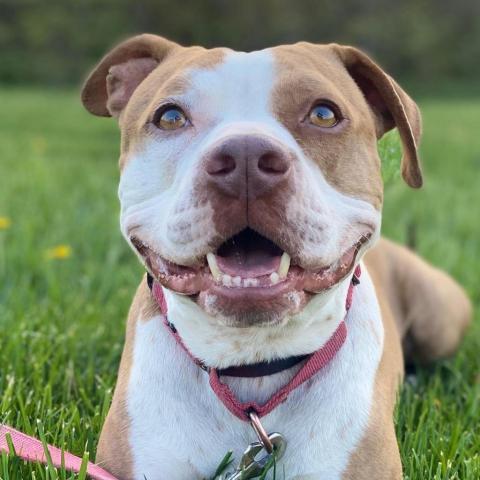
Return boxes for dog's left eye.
[308,103,339,128]
[154,106,188,130]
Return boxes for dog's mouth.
[209,228,287,287]
[131,228,370,301]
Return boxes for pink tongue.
[216,250,281,278]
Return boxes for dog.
[80,34,471,479]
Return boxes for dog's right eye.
[154,106,188,130]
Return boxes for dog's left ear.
[333,45,423,188]
[81,34,179,118]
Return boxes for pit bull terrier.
[81,34,471,479]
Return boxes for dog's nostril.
[206,154,236,175]
[258,152,290,175]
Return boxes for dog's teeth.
[243,278,259,287]
[270,272,280,285]
[222,274,232,287]
[277,252,291,279]
[233,276,242,287]
[206,252,222,281]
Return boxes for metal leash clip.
[220,412,287,480]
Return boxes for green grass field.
[0,88,479,479]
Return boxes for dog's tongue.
[216,228,282,278]
[216,249,281,277]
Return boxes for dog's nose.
[204,135,291,198]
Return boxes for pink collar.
[151,265,361,422]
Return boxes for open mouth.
[131,228,370,298]
[208,229,289,288]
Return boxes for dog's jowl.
[81,34,472,479]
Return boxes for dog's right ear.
[81,34,179,118]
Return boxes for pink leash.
[0,425,118,479]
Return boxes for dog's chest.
[126,271,383,480]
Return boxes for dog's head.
[82,34,422,326]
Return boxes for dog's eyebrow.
[273,74,350,113]
[148,73,193,104]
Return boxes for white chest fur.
[126,267,384,479]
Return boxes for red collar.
[150,265,361,421]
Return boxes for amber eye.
[155,106,187,130]
[308,104,339,128]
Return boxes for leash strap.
[151,265,361,421]
[0,424,118,480]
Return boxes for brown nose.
[204,135,291,198]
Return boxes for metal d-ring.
[248,411,274,454]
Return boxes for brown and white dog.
[81,34,471,479]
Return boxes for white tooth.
[233,276,242,287]
[278,252,291,279]
[270,272,280,285]
[206,252,222,281]
[243,278,258,287]
[222,274,232,287]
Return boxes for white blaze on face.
[183,49,277,125]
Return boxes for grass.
[0,88,478,479]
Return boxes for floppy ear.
[333,45,423,188]
[81,34,179,118]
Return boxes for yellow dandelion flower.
[46,244,72,260]
[0,217,12,230]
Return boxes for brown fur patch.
[343,239,472,478]
[343,252,404,479]
[271,43,384,209]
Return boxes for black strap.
[147,272,154,291]
[217,354,310,378]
